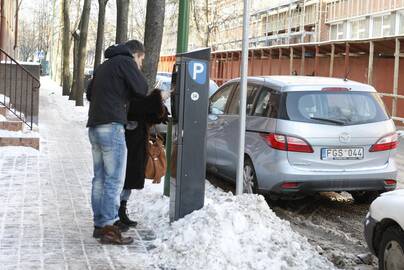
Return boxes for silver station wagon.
[206,76,399,202]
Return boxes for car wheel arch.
[374,218,403,255]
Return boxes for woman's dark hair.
[125,40,145,55]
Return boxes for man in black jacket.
[87,40,148,245]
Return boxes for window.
[228,84,259,115]
[209,84,235,115]
[399,11,404,35]
[253,88,281,118]
[330,23,344,40]
[382,15,392,36]
[373,15,392,37]
[350,19,368,39]
[284,91,389,126]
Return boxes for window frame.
[252,86,282,118]
[209,82,238,116]
[226,82,262,115]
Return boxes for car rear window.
[284,91,390,126]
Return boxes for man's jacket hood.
[104,44,133,59]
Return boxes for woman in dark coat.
[119,89,168,226]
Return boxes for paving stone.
[0,82,158,269]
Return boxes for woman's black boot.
[118,200,138,227]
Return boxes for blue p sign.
[188,61,207,85]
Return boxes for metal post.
[344,43,350,78]
[368,41,374,85]
[314,46,320,76]
[301,46,305,75]
[164,0,190,197]
[176,0,189,53]
[393,38,400,117]
[236,0,250,195]
[290,47,294,75]
[329,44,335,77]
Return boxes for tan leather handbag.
[145,130,166,183]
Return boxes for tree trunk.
[116,0,129,43]
[94,0,108,70]
[62,0,71,96]
[69,27,81,101]
[75,0,92,106]
[143,0,165,89]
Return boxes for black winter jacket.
[86,44,148,127]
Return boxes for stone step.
[0,121,23,131]
[0,137,40,150]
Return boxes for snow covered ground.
[0,76,339,269]
[129,181,336,270]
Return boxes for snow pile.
[130,182,336,270]
[0,94,10,105]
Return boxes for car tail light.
[262,133,314,153]
[384,179,397,186]
[369,133,399,152]
[322,87,349,92]
[281,182,301,189]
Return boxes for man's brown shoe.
[93,226,103,238]
[99,225,134,245]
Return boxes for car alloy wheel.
[383,240,404,270]
[378,226,404,270]
[243,158,258,194]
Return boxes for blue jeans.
[88,123,127,227]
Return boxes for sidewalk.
[0,77,157,270]
[0,77,337,270]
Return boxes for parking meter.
[169,48,211,222]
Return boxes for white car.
[364,189,404,270]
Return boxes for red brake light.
[322,87,349,92]
[384,179,397,186]
[262,133,314,153]
[281,182,301,189]
[369,133,399,152]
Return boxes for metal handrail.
[0,48,41,130]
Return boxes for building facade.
[167,0,404,52]
[326,0,404,41]
[0,0,18,56]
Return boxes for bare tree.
[190,0,239,47]
[69,0,92,106]
[143,0,165,88]
[62,0,71,96]
[18,20,36,61]
[116,0,129,43]
[128,0,146,40]
[94,0,109,70]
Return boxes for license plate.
[321,148,364,160]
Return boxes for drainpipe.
[14,0,19,52]
[0,0,5,51]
